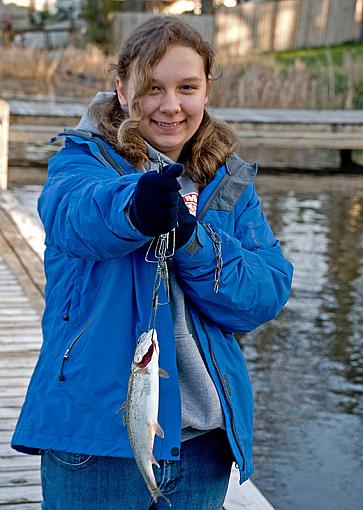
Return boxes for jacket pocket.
[59,257,80,323]
[45,449,96,470]
[57,308,99,381]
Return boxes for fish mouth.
[137,341,155,368]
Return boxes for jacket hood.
[76,91,114,134]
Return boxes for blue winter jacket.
[11,129,293,484]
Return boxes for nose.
[159,92,181,115]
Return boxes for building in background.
[56,0,83,20]
[1,0,56,11]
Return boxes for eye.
[150,85,161,94]
[180,84,197,92]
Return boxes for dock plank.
[0,469,40,487]
[5,100,363,171]
[0,484,42,506]
[9,99,87,118]
[0,388,32,399]
[224,474,275,509]
[0,504,39,510]
[1,503,39,510]
[212,107,363,125]
[233,128,363,149]
[0,198,44,509]
[0,455,40,471]
[0,418,23,432]
[7,99,363,125]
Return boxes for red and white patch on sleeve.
[182,192,199,216]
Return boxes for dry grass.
[1,45,363,109]
[0,45,112,98]
[210,59,317,109]
[210,51,363,109]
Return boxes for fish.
[117,329,172,506]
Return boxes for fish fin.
[155,422,164,438]
[151,452,160,468]
[159,368,169,378]
[116,402,127,427]
[135,367,148,375]
[151,488,172,507]
[116,401,127,415]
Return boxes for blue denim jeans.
[40,428,234,509]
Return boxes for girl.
[11,16,293,510]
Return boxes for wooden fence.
[215,0,363,58]
[111,11,214,46]
[112,1,363,56]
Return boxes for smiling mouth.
[153,120,185,127]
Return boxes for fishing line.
[145,153,176,335]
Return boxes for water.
[249,175,363,510]
[10,174,363,510]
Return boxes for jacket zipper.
[92,139,125,176]
[193,165,247,469]
[200,318,246,472]
[58,311,99,381]
[61,129,125,176]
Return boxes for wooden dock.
[0,188,275,509]
[0,191,44,508]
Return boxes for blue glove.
[175,198,197,249]
[129,163,184,237]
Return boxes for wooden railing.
[0,100,9,190]
[1,99,363,188]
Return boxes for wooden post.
[0,100,9,190]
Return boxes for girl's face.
[116,45,210,162]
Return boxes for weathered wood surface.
[0,196,45,317]
[9,99,87,118]
[215,0,362,57]
[0,252,42,508]
[8,98,363,124]
[0,505,40,510]
[113,2,363,56]
[0,100,10,190]
[4,99,363,174]
[212,108,363,125]
[0,190,44,508]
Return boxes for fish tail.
[151,488,172,507]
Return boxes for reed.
[210,51,363,110]
[0,45,110,97]
[1,45,362,109]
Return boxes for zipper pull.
[58,348,71,381]
[63,301,71,321]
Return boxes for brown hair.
[91,16,238,188]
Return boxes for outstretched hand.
[129,163,184,237]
